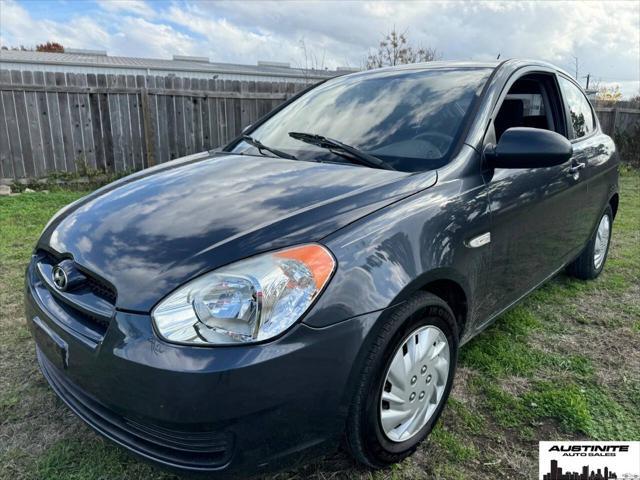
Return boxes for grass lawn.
[1,169,638,480]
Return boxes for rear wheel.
[345,292,458,468]
[567,205,613,280]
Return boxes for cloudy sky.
[1,0,639,97]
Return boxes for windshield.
[230,67,492,172]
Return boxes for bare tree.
[297,39,327,83]
[366,29,438,69]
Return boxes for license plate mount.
[32,316,69,370]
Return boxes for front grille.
[37,250,117,304]
[38,349,233,470]
[85,276,117,304]
[124,419,232,454]
[32,250,117,338]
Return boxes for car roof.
[376,60,502,71]
[340,59,572,81]
[348,60,500,77]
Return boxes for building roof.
[0,50,348,80]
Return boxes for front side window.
[507,93,546,117]
[493,75,561,142]
[558,77,595,139]
[231,68,492,172]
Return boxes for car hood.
[40,152,436,312]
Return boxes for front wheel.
[345,292,458,468]
[567,205,613,280]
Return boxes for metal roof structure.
[0,50,353,83]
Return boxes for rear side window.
[558,77,595,138]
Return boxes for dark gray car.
[26,59,618,477]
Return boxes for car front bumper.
[25,259,381,476]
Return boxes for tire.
[567,205,613,280]
[345,292,459,468]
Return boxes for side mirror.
[484,127,573,169]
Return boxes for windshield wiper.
[242,135,296,160]
[288,132,395,170]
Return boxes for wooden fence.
[0,69,310,180]
[594,107,640,138]
[1,69,639,180]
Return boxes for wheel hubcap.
[379,325,450,443]
[593,214,610,270]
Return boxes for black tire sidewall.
[360,300,458,463]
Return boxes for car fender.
[303,148,491,332]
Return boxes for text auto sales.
[549,445,630,457]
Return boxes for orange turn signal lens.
[275,244,335,291]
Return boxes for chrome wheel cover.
[593,214,610,270]
[379,325,450,443]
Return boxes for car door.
[481,71,585,320]
[557,75,609,253]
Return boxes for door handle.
[568,162,586,174]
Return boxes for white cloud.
[165,3,276,60]
[96,0,156,18]
[1,0,638,96]
[0,0,195,58]
[0,0,111,49]
[109,16,198,58]
[158,0,639,94]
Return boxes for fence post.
[140,87,156,167]
[612,107,619,136]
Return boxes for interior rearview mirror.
[484,127,573,169]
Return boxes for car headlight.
[152,244,335,345]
